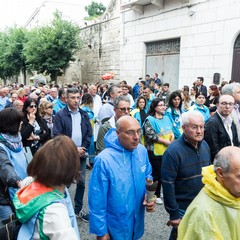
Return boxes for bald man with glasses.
[89,116,155,240]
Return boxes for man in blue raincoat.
[88,116,155,240]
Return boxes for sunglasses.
[29,105,37,108]
[47,106,53,109]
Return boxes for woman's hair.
[39,101,53,118]
[209,85,220,96]
[27,135,80,187]
[182,90,191,110]
[81,93,93,109]
[183,85,189,92]
[148,98,164,116]
[136,96,146,109]
[97,85,103,94]
[17,88,25,97]
[195,91,205,99]
[168,91,183,111]
[0,108,23,135]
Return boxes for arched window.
[231,34,240,82]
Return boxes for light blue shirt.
[68,107,82,147]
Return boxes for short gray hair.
[66,88,79,97]
[221,83,240,96]
[181,110,204,125]
[114,95,130,108]
[109,84,120,95]
[213,151,231,173]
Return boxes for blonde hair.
[39,101,53,117]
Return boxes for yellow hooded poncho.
[178,165,240,240]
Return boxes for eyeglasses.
[117,107,132,112]
[118,129,142,136]
[185,125,204,131]
[29,105,37,108]
[157,104,165,107]
[47,106,53,109]
[220,102,234,107]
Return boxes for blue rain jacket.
[88,128,152,240]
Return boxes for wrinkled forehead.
[188,115,204,125]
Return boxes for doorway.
[145,38,180,91]
[232,34,240,82]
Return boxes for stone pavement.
[69,169,171,240]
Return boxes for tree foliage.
[0,27,28,83]
[85,1,106,18]
[0,11,81,84]
[24,11,81,82]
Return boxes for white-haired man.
[161,110,211,240]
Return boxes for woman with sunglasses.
[21,98,50,156]
[39,101,54,138]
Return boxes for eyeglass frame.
[118,129,142,137]
[29,105,37,108]
[184,125,204,131]
[219,102,234,107]
[116,107,132,112]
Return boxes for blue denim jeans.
[74,157,86,214]
[0,204,12,227]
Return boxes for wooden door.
[232,48,240,82]
[145,38,180,91]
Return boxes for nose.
[133,132,140,140]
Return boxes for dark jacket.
[161,134,211,220]
[53,106,92,149]
[204,112,239,162]
[197,85,207,98]
[21,116,50,155]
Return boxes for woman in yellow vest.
[143,98,174,205]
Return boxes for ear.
[182,125,186,131]
[116,129,120,136]
[215,167,224,179]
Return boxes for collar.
[182,133,201,150]
[217,110,232,125]
[67,106,80,114]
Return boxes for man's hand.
[77,147,86,157]
[167,218,181,228]
[97,233,110,240]
[143,195,156,212]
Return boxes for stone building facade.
[66,0,240,90]
[120,0,240,89]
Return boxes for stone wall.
[66,0,121,85]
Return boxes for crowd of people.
[0,74,240,239]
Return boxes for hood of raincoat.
[202,165,240,209]
[104,127,127,152]
[0,133,23,153]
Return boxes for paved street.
[69,169,171,240]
